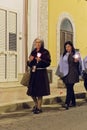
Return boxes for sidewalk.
[0,81,86,114]
[44,81,86,104]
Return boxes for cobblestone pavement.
[0,100,87,130]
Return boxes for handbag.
[55,65,64,78]
[20,71,30,86]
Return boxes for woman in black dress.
[27,38,51,114]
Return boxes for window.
[60,19,73,55]
[0,9,18,82]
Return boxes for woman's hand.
[29,55,34,61]
[74,58,79,62]
[73,53,80,62]
[35,57,41,63]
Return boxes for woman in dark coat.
[27,38,51,114]
[57,41,81,110]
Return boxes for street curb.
[0,92,86,115]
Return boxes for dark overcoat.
[27,48,51,97]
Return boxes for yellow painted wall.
[48,0,87,66]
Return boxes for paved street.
[0,100,87,130]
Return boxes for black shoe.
[69,104,76,107]
[69,103,76,107]
[62,104,69,110]
[33,108,42,114]
[32,106,37,112]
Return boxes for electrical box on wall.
[47,69,52,83]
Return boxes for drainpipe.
[24,0,28,71]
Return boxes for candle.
[74,54,79,59]
[37,52,41,58]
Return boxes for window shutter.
[9,12,17,51]
[7,12,17,80]
[60,31,65,55]
[66,32,73,42]
[0,9,7,80]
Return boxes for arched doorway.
[60,18,73,55]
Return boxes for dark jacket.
[62,53,80,84]
[27,48,51,96]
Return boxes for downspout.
[24,0,28,71]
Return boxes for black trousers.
[83,73,87,91]
[65,83,76,106]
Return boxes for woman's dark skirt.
[27,69,50,97]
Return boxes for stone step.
[0,98,86,119]
[0,91,86,114]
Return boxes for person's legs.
[31,96,38,111]
[64,84,74,109]
[83,72,87,91]
[37,96,43,109]
[71,84,76,106]
[83,75,87,100]
[65,84,71,107]
[84,77,87,91]
[33,96,43,114]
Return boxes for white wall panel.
[28,0,38,54]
